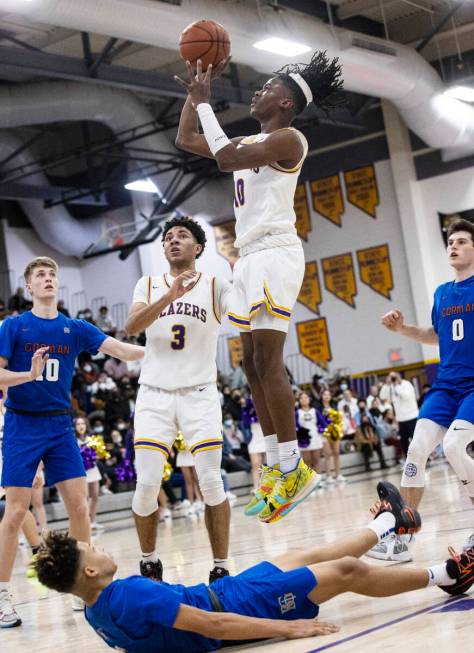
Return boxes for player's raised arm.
[173,603,339,641]
[380,310,438,345]
[125,270,199,335]
[0,347,49,388]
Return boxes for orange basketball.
[179,19,230,71]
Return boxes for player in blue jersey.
[0,256,144,628]
[33,482,473,652]
[367,219,474,563]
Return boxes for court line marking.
[305,595,464,652]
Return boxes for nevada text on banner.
[321,253,357,308]
[213,221,239,265]
[344,164,379,218]
[296,318,332,370]
[310,174,344,227]
[357,244,393,299]
[294,183,312,241]
[297,261,322,314]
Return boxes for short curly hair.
[33,531,81,593]
[161,216,207,258]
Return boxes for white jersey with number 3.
[132,273,231,391]
[233,127,308,249]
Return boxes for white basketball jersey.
[233,127,308,249]
[132,273,231,391]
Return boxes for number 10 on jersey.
[36,358,60,382]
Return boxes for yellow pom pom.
[173,432,188,452]
[89,434,111,460]
[163,462,173,482]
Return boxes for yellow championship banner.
[344,164,379,218]
[296,318,332,369]
[357,244,394,300]
[321,253,357,308]
[294,183,312,241]
[310,174,344,227]
[213,220,239,265]
[227,336,243,369]
[297,261,321,314]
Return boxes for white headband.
[289,72,313,106]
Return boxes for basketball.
[179,19,230,71]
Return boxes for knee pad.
[443,420,474,498]
[194,448,227,506]
[132,482,161,517]
[401,419,446,488]
[134,448,166,486]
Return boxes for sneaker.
[440,546,474,596]
[365,533,415,562]
[335,474,347,483]
[100,487,112,495]
[193,501,205,513]
[91,522,105,531]
[140,558,163,582]
[258,459,321,524]
[158,508,172,522]
[371,481,422,536]
[244,465,279,516]
[325,475,336,485]
[463,532,474,552]
[71,596,85,612]
[209,566,230,584]
[0,589,21,628]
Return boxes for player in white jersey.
[175,52,344,523]
[125,217,232,584]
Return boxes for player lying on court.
[34,482,474,652]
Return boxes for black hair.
[447,218,474,244]
[33,531,81,593]
[274,50,344,115]
[161,216,207,258]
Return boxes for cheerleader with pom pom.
[75,417,107,531]
[317,390,345,485]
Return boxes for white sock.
[367,512,396,542]
[141,551,158,563]
[279,440,300,474]
[264,434,279,468]
[426,563,456,587]
[213,558,229,570]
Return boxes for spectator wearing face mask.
[105,386,130,427]
[222,387,242,422]
[379,372,418,458]
[355,414,388,472]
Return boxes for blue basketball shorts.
[211,561,318,620]
[1,411,86,488]
[419,384,474,428]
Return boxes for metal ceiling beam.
[416,1,464,53]
[0,181,106,204]
[0,45,252,105]
[338,0,400,21]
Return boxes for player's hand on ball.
[30,346,49,380]
[174,59,213,105]
[287,618,340,639]
[211,55,231,79]
[381,309,404,332]
[170,271,199,300]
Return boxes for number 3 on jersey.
[171,324,186,350]
[452,318,464,341]
[234,178,245,208]
[36,358,60,382]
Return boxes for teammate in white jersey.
[175,52,344,523]
[125,217,232,584]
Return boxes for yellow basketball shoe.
[244,465,280,516]
[258,458,321,523]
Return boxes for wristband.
[196,103,231,155]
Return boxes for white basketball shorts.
[228,241,305,333]
[134,383,223,460]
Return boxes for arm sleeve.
[0,317,16,361]
[75,320,108,355]
[216,278,232,316]
[133,276,152,305]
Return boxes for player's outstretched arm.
[99,337,144,362]
[125,271,199,335]
[174,604,339,641]
[0,347,49,387]
[380,310,438,345]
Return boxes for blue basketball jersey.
[0,311,107,411]
[85,575,220,653]
[431,275,474,388]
